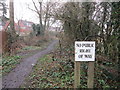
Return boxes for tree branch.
[32,0,40,14]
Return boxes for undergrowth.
[2,55,21,76]
[21,45,119,88]
[21,54,74,88]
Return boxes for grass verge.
[2,55,21,76]
[2,39,54,77]
[20,46,119,88]
[20,53,74,88]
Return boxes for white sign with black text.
[75,41,95,61]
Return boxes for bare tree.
[28,0,58,35]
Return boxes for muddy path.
[2,40,58,88]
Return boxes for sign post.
[74,41,95,88]
[74,61,80,88]
[87,61,94,88]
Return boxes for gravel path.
[2,40,58,88]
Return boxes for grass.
[17,39,53,60]
[2,55,21,76]
[1,37,54,76]
[1,40,52,76]
[22,46,41,51]
[17,39,119,88]
[20,52,119,88]
[20,54,74,88]
[17,39,52,55]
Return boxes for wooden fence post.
[87,61,95,88]
[74,61,80,88]
[0,31,8,54]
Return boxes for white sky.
[6,0,39,23]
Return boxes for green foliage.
[22,46,41,51]
[2,55,21,75]
[21,54,74,88]
[21,50,119,88]
[32,24,44,36]
[94,60,118,88]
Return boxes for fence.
[0,31,8,55]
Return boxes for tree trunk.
[9,0,15,34]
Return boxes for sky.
[6,0,39,23]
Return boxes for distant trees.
[0,0,7,17]
[0,0,8,26]
[32,23,41,36]
[28,0,44,35]
[29,0,55,36]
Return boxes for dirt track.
[2,40,58,88]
